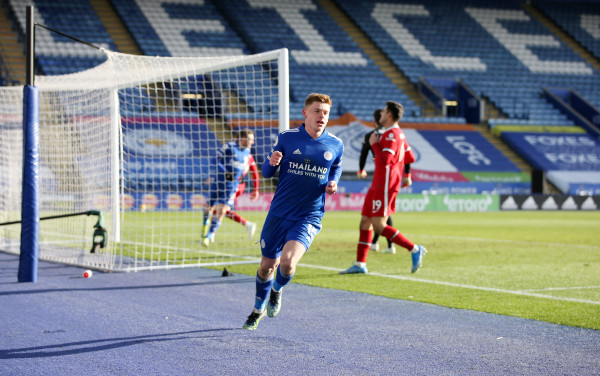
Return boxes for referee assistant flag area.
[1,252,598,375]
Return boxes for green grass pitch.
[220,210,600,330]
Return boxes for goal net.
[0,48,289,272]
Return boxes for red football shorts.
[361,188,399,217]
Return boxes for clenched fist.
[270,151,283,166]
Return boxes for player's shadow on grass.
[0,328,238,359]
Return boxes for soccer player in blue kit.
[242,93,344,330]
[202,129,255,247]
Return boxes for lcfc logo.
[324,151,333,161]
[124,129,192,156]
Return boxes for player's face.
[379,108,391,127]
[374,110,383,128]
[303,101,330,138]
[239,134,254,149]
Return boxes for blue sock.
[202,209,211,225]
[208,218,222,235]
[272,266,294,292]
[254,271,273,311]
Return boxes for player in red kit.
[340,101,427,274]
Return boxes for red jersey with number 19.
[362,124,415,217]
[370,124,415,192]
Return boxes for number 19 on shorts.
[372,199,382,214]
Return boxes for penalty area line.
[298,263,600,306]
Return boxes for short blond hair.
[305,93,332,108]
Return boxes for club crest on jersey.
[386,133,395,141]
[323,151,333,161]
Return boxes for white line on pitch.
[522,286,600,292]
[298,263,600,306]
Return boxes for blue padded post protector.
[18,85,39,282]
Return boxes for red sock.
[226,211,246,225]
[381,225,414,251]
[356,229,373,263]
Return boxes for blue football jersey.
[214,140,251,190]
[262,124,344,220]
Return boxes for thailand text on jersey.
[262,124,344,220]
[370,124,414,192]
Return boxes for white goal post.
[0,48,289,272]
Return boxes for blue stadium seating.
[334,0,600,126]
[118,87,155,114]
[108,0,422,120]
[8,0,114,75]
[110,0,279,118]
[214,0,420,121]
[109,0,247,57]
[4,0,600,195]
[532,0,600,110]
[534,1,600,61]
[5,0,599,126]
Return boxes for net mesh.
[0,87,24,248]
[0,49,288,271]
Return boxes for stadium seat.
[6,0,599,124]
[334,0,600,126]
[8,0,115,75]
[213,0,421,121]
[110,0,245,57]
[534,0,600,63]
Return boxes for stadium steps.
[223,89,251,115]
[205,117,235,145]
[89,0,142,55]
[0,3,25,85]
[482,97,507,124]
[473,124,531,174]
[316,0,439,118]
[524,2,600,73]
